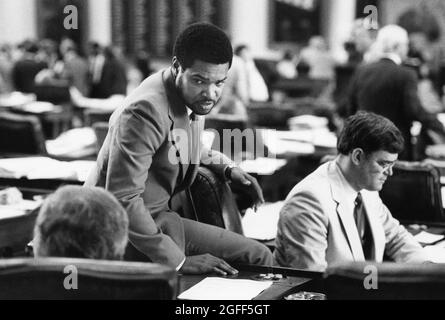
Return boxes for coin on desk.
[285,291,326,300]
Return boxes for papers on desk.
[260,128,337,156]
[0,92,36,108]
[0,157,95,181]
[423,245,445,263]
[46,127,97,158]
[239,158,287,175]
[0,199,41,219]
[20,101,60,113]
[242,201,284,241]
[414,231,445,245]
[178,277,273,300]
[261,130,315,155]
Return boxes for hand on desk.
[180,254,239,276]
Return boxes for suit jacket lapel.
[362,192,386,261]
[163,68,190,181]
[328,161,365,261]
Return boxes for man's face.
[175,59,229,115]
[356,150,398,191]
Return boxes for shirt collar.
[382,53,402,65]
[334,160,361,205]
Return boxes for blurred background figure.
[12,40,47,93]
[299,36,335,80]
[88,44,127,98]
[276,50,297,79]
[59,38,90,96]
[0,44,14,93]
[235,44,269,102]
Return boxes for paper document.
[178,277,272,300]
[414,231,445,244]
[239,158,287,175]
[0,199,41,219]
[423,245,445,263]
[0,157,95,181]
[242,201,284,240]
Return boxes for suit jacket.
[273,160,429,271]
[90,57,127,98]
[85,68,232,268]
[348,58,444,160]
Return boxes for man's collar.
[163,67,188,117]
[334,159,360,204]
[381,53,402,65]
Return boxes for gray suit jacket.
[85,68,232,268]
[274,160,429,271]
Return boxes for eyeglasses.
[376,160,396,171]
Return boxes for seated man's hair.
[337,111,404,155]
[33,185,129,260]
[173,22,233,69]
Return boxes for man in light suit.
[274,112,429,271]
[85,23,272,275]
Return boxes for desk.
[178,265,323,300]
[0,209,37,257]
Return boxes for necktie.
[354,192,373,260]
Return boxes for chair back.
[0,257,177,299]
[171,166,244,235]
[0,112,47,155]
[325,261,445,300]
[380,161,444,223]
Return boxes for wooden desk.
[178,264,324,300]
[0,209,37,257]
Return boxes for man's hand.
[180,254,239,275]
[229,167,265,211]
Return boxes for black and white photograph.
[1,0,445,307]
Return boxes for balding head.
[375,25,409,59]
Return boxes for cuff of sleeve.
[176,257,186,271]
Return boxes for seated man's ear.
[351,148,364,165]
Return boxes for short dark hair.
[33,186,128,260]
[337,111,404,155]
[173,22,233,69]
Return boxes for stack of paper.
[0,199,41,219]
[261,130,315,155]
[239,158,287,175]
[0,157,95,181]
[46,127,97,158]
[242,201,284,240]
[178,277,273,300]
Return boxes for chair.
[0,257,177,299]
[324,261,445,300]
[380,161,445,223]
[171,166,246,235]
[0,111,47,155]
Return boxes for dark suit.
[85,68,272,268]
[348,58,445,160]
[90,57,127,98]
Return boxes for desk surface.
[178,264,323,300]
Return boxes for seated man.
[274,112,429,271]
[33,185,128,260]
